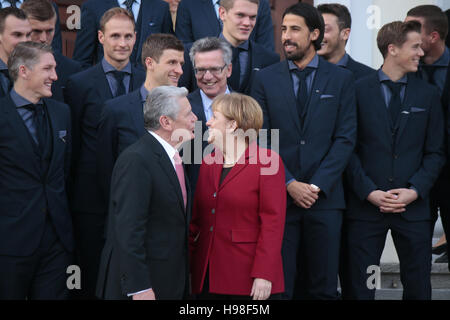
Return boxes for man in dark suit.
[345,21,445,300]
[73,0,173,69]
[250,3,356,299]
[64,7,145,299]
[0,7,31,97]
[0,41,73,299]
[97,33,184,206]
[96,86,197,300]
[22,0,82,102]
[406,5,450,265]
[178,0,279,93]
[175,0,275,51]
[317,3,375,80]
[185,37,232,193]
[0,0,62,53]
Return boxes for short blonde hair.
[211,93,263,132]
[99,7,134,32]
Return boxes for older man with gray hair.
[96,86,197,300]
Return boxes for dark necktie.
[215,0,223,29]
[26,103,46,154]
[229,47,241,91]
[421,65,437,85]
[6,0,19,8]
[111,70,127,97]
[123,0,135,16]
[383,80,403,124]
[293,67,314,120]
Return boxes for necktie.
[26,103,46,154]
[383,80,403,124]
[293,67,314,120]
[111,70,127,97]
[174,152,187,209]
[421,65,437,86]
[215,0,223,28]
[123,0,135,15]
[6,0,19,8]
[229,47,241,91]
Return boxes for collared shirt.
[211,0,220,19]
[149,130,178,169]
[378,68,408,107]
[336,52,350,68]
[220,33,249,86]
[419,46,449,95]
[102,58,132,96]
[0,58,10,94]
[0,0,23,8]
[119,0,141,22]
[288,54,319,98]
[200,86,231,121]
[11,89,44,144]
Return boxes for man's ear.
[98,30,104,45]
[159,115,173,130]
[341,28,350,42]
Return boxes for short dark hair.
[8,41,53,82]
[407,5,448,41]
[21,0,56,22]
[141,33,184,66]
[317,3,351,30]
[377,20,421,59]
[283,3,324,51]
[0,7,28,34]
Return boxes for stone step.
[375,288,450,300]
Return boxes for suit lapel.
[190,90,207,125]
[279,61,302,135]
[45,100,59,177]
[136,1,151,59]
[215,144,254,190]
[129,90,146,135]
[93,64,114,100]
[130,66,144,91]
[367,74,393,142]
[395,75,416,143]
[201,0,221,35]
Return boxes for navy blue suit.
[345,55,375,80]
[175,0,275,51]
[72,0,173,68]
[251,57,357,299]
[51,51,82,103]
[64,62,145,299]
[97,89,147,205]
[179,40,279,93]
[345,73,445,300]
[0,95,73,299]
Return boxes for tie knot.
[25,103,43,113]
[123,0,135,12]
[294,67,314,81]
[6,0,19,8]
[174,152,182,165]
[383,80,403,95]
[111,70,126,81]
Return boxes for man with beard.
[317,3,374,80]
[97,33,184,206]
[251,3,356,300]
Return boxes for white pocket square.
[320,94,334,99]
[410,107,425,112]
[59,130,67,143]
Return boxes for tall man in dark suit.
[175,0,275,51]
[0,7,31,97]
[0,0,62,53]
[178,0,279,93]
[0,41,73,299]
[185,37,232,192]
[250,3,357,299]
[96,86,197,300]
[317,3,375,80]
[73,0,173,69]
[64,7,145,299]
[21,0,82,102]
[345,21,445,300]
[405,5,450,266]
[97,33,184,206]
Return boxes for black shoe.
[432,243,447,255]
[435,252,448,263]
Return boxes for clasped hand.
[287,181,320,209]
[367,188,418,213]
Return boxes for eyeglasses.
[194,64,227,77]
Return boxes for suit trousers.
[72,211,106,299]
[0,216,72,299]
[281,206,342,300]
[344,215,432,300]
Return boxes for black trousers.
[0,217,72,299]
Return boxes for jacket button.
[211,209,215,214]
[388,177,394,182]
[300,140,306,145]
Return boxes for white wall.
[315,0,450,69]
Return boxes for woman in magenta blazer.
[189,93,286,300]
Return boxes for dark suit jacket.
[346,73,445,222]
[72,0,173,68]
[51,51,82,103]
[251,57,357,210]
[96,132,191,300]
[0,95,73,256]
[97,89,147,204]
[64,63,145,214]
[175,0,275,51]
[345,55,375,80]
[179,40,279,93]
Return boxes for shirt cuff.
[127,288,152,297]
